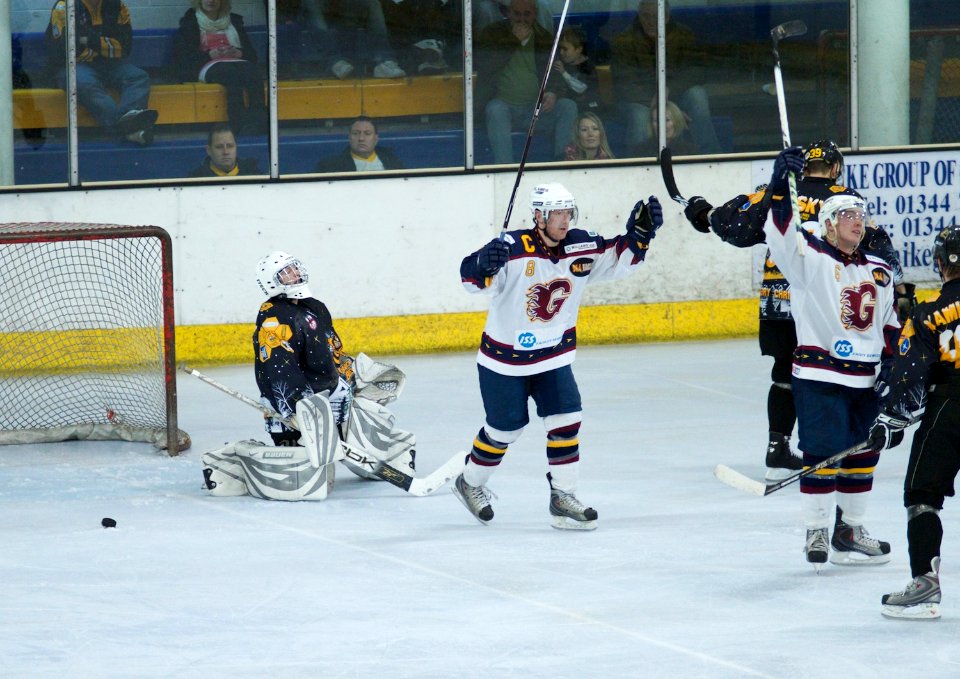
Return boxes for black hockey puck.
[101,517,117,528]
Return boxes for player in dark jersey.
[683,140,904,482]
[871,225,960,619]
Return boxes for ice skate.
[882,557,941,620]
[452,473,494,525]
[830,508,891,565]
[805,527,829,572]
[764,433,803,481]
[548,473,597,531]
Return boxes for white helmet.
[530,183,578,225]
[818,194,866,238]
[256,251,312,299]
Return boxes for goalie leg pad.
[295,394,342,468]
[201,443,251,497]
[342,396,416,480]
[233,440,332,501]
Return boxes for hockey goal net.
[0,223,190,454]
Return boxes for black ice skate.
[764,433,803,481]
[830,507,891,565]
[452,473,494,525]
[805,527,829,572]
[547,473,597,531]
[881,557,941,620]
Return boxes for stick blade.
[659,146,688,206]
[771,20,807,41]
[713,464,767,496]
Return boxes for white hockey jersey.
[461,226,650,376]
[764,202,900,389]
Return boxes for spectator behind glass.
[275,0,406,79]
[188,123,261,177]
[635,99,697,157]
[560,112,615,161]
[553,25,603,115]
[380,0,461,75]
[474,0,577,165]
[45,0,158,145]
[172,0,267,135]
[315,116,405,173]
[474,0,553,34]
[611,0,721,155]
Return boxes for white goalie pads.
[201,440,335,501]
[353,352,406,404]
[340,396,416,481]
[295,393,342,467]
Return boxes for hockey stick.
[499,0,572,237]
[714,439,873,496]
[179,365,464,497]
[658,147,688,207]
[770,19,808,255]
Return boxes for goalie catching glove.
[476,239,510,277]
[868,411,910,451]
[625,196,663,248]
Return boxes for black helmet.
[804,140,843,179]
[934,224,960,272]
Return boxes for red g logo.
[526,279,572,322]
[839,282,877,331]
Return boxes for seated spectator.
[553,25,602,115]
[635,99,697,158]
[560,112,615,161]
[278,0,406,79]
[45,0,157,145]
[474,0,553,34]
[381,0,461,75]
[188,123,261,177]
[315,116,404,172]
[475,0,576,165]
[611,0,721,155]
[173,0,267,135]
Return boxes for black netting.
[0,225,168,433]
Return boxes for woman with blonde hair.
[637,100,697,157]
[172,0,267,135]
[561,112,616,161]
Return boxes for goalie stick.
[714,440,872,496]
[179,365,465,497]
[658,147,688,207]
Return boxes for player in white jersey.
[453,183,663,530]
[764,147,901,570]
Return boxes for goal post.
[0,223,190,455]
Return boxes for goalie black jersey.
[881,278,960,417]
[461,226,649,376]
[253,297,352,417]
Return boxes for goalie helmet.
[804,139,843,179]
[256,251,312,299]
[934,224,960,270]
[530,183,579,225]
[818,194,866,239]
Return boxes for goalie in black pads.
[683,140,907,481]
[200,251,415,501]
[454,183,663,529]
[871,225,960,620]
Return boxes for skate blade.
[551,515,597,531]
[451,486,492,526]
[881,602,941,620]
[830,551,891,566]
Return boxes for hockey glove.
[868,411,910,451]
[684,196,713,234]
[626,196,664,245]
[896,282,918,324]
[476,239,510,276]
[769,146,805,191]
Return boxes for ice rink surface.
[2,339,958,678]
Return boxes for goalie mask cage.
[0,223,190,455]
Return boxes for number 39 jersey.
[764,200,900,388]
[461,227,649,376]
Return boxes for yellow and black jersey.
[46,0,133,64]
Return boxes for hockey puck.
[101,517,117,528]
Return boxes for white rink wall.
[0,161,753,326]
